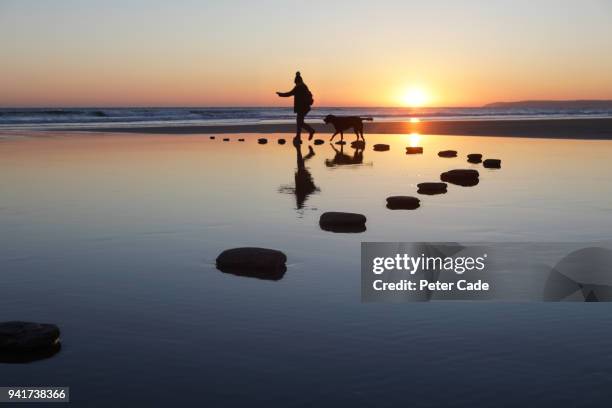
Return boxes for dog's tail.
[360,117,374,121]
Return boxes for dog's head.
[323,114,335,124]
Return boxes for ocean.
[2,106,612,129]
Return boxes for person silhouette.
[276,71,315,143]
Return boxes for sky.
[1,0,612,107]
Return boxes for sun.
[401,87,429,108]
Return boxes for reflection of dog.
[323,115,373,142]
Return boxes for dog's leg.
[340,131,344,143]
[329,131,339,141]
[353,127,360,141]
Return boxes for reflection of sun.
[401,87,429,107]
[409,132,421,147]
[410,117,420,123]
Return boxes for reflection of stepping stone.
[417,182,448,195]
[373,144,390,151]
[483,159,501,169]
[0,321,61,363]
[319,212,367,233]
[438,150,457,158]
[440,169,480,187]
[216,247,287,281]
[386,196,420,210]
[278,139,286,144]
[406,147,423,154]
[351,140,365,149]
[258,138,268,144]
[467,153,482,163]
[313,139,325,145]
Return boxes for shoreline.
[60,118,612,139]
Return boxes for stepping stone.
[209,136,215,139]
[0,321,61,363]
[319,212,367,233]
[351,140,365,149]
[258,138,268,144]
[441,169,480,187]
[406,146,423,154]
[278,139,286,145]
[373,144,390,151]
[313,139,325,145]
[438,150,457,158]
[335,141,347,145]
[483,159,501,169]
[238,138,245,142]
[216,247,287,281]
[223,138,230,141]
[467,153,482,163]
[386,196,420,210]
[417,182,448,195]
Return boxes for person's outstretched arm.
[276,86,296,97]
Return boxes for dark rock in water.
[417,182,448,195]
[406,146,423,154]
[441,169,480,187]
[438,150,457,158]
[319,212,367,233]
[238,138,245,142]
[278,138,286,144]
[386,196,420,210]
[258,138,268,144]
[351,140,366,149]
[216,247,287,281]
[0,321,61,363]
[314,139,325,145]
[335,141,347,145]
[467,153,482,163]
[373,144,390,151]
[223,138,230,141]
[209,136,215,139]
[483,158,501,169]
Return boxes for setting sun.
[401,87,429,107]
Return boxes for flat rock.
[351,140,365,149]
[313,139,325,145]
[406,146,423,154]
[386,196,420,210]
[0,321,60,352]
[223,138,230,141]
[438,150,457,158]
[209,136,215,139]
[257,138,268,144]
[238,138,245,142]
[335,141,347,145]
[467,153,482,163]
[319,212,367,233]
[278,138,286,144]
[373,144,390,151]
[483,158,501,169]
[417,182,448,195]
[441,169,480,186]
[216,247,287,280]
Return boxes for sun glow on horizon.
[401,87,430,108]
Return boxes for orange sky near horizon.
[1,0,612,108]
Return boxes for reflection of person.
[293,144,318,209]
[278,143,319,210]
[276,72,315,142]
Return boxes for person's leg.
[295,113,304,142]
[301,111,315,140]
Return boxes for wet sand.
[62,118,612,139]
